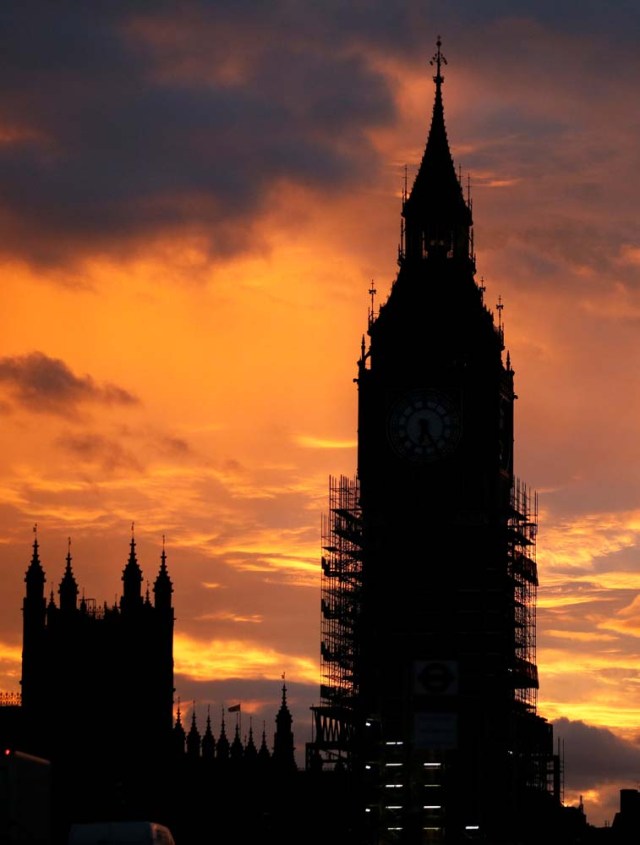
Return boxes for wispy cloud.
[294,434,357,450]
[0,352,138,417]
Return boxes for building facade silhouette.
[2,532,307,843]
[309,40,563,845]
[16,531,175,828]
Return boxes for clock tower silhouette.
[312,40,561,845]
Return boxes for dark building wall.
[19,537,174,828]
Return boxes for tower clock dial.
[388,389,461,462]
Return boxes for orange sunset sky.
[2,0,640,827]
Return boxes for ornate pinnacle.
[430,35,447,86]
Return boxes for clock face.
[388,390,461,462]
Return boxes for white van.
[68,821,175,845]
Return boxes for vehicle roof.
[68,821,174,845]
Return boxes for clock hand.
[418,417,437,447]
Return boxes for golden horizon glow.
[174,633,320,686]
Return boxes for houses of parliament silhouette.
[2,39,602,845]
[3,528,302,841]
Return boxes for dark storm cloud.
[0,351,138,415]
[4,0,636,270]
[554,718,640,789]
[56,433,144,473]
[55,430,193,473]
[0,2,395,267]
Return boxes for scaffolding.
[507,478,560,800]
[508,477,539,712]
[308,475,363,768]
[320,474,363,709]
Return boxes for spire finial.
[27,523,43,575]
[431,35,447,88]
[497,295,505,343]
[368,281,377,328]
[479,276,486,303]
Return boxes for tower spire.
[402,37,472,263]
[273,674,296,771]
[22,526,47,712]
[201,705,216,760]
[186,702,201,759]
[121,523,143,612]
[173,697,186,756]
[216,706,230,761]
[153,534,173,611]
[24,523,46,609]
[25,524,45,593]
[59,537,79,613]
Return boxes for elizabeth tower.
[313,40,558,845]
